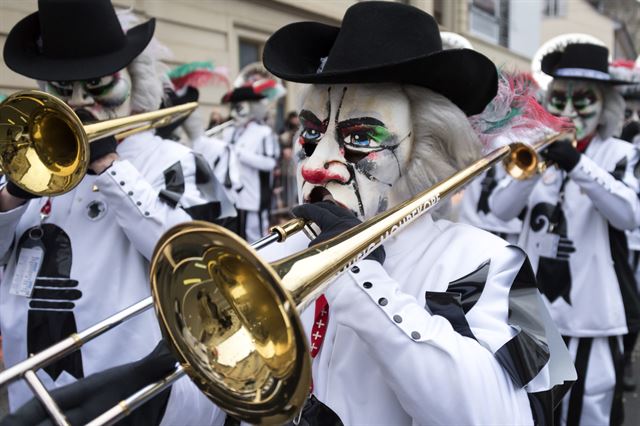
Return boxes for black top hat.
[221,86,266,104]
[3,0,155,81]
[541,43,628,85]
[262,1,497,116]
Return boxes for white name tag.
[536,233,560,258]
[10,246,44,297]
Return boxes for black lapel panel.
[18,224,84,380]
[425,291,477,340]
[447,260,490,313]
[477,167,498,214]
[608,224,640,332]
[160,161,186,208]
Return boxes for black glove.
[540,140,581,172]
[292,201,385,265]
[5,181,40,200]
[1,340,178,426]
[86,136,118,175]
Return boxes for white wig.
[117,8,172,113]
[395,85,482,216]
[597,83,625,140]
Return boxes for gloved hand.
[541,140,581,172]
[5,181,40,200]
[292,201,385,265]
[87,135,118,175]
[1,340,178,426]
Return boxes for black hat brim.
[541,50,631,85]
[3,12,155,81]
[263,22,498,116]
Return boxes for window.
[543,0,567,17]
[239,39,261,69]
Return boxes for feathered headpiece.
[469,70,573,151]
[609,58,640,99]
[168,61,230,90]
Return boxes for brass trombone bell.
[504,131,576,180]
[0,90,197,196]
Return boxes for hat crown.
[322,1,442,73]
[555,43,609,73]
[38,0,126,59]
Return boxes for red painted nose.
[301,167,346,185]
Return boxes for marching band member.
[0,0,230,423]
[490,42,640,425]
[610,58,640,392]
[4,3,575,425]
[195,83,280,242]
[260,3,574,424]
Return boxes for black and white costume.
[0,131,229,424]
[261,213,574,425]
[457,166,522,243]
[490,134,640,424]
[196,121,278,242]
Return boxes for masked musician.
[195,83,280,242]
[0,0,230,423]
[4,3,575,425]
[490,42,640,425]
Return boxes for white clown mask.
[546,79,603,141]
[43,69,133,122]
[296,84,413,220]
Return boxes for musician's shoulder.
[433,218,509,253]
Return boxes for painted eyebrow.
[337,117,385,129]
[299,110,328,131]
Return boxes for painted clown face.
[624,99,640,127]
[546,79,603,140]
[43,69,132,123]
[297,84,413,220]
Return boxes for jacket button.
[119,181,125,186]
[363,281,372,289]
[411,331,421,340]
[393,315,402,323]
[351,266,360,273]
[110,171,116,176]
[144,211,150,216]
[378,297,388,306]
[128,191,134,196]
[136,201,142,206]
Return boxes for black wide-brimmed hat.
[262,1,497,116]
[3,0,155,81]
[541,43,628,85]
[221,86,266,104]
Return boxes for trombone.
[503,131,576,180]
[0,90,198,196]
[0,217,310,426]
[0,145,511,426]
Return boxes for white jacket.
[259,214,574,425]
[0,131,228,424]
[490,135,640,336]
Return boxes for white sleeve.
[95,153,222,260]
[568,152,640,230]
[0,200,28,264]
[324,252,530,424]
[236,131,278,171]
[489,174,539,221]
[160,376,226,426]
